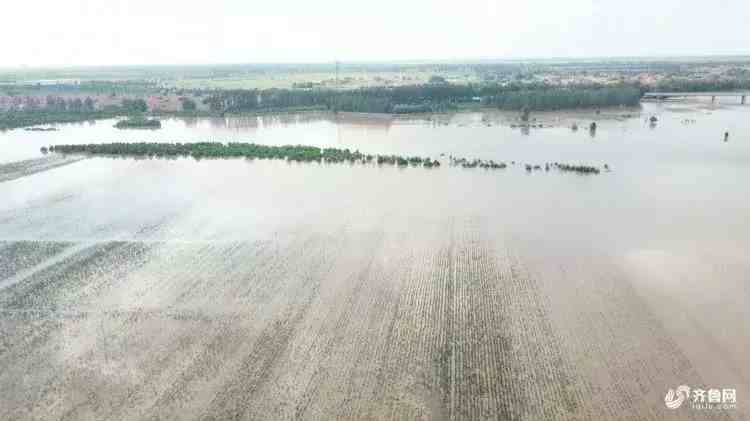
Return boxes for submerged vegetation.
[554,163,601,174]
[114,118,162,129]
[49,142,439,167]
[48,142,606,175]
[450,157,507,169]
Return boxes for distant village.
[1,58,749,114]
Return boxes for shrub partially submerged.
[49,142,605,175]
[114,118,162,129]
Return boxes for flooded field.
[1,101,749,420]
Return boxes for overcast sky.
[2,0,749,68]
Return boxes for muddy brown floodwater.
[1,101,749,420]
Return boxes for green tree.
[122,98,148,113]
[521,106,531,122]
[428,75,447,84]
[84,97,95,111]
[180,97,197,112]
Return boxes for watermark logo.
[665,385,690,409]
[665,385,737,410]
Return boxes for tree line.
[0,97,149,130]
[652,79,750,92]
[483,87,641,110]
[48,142,442,167]
[200,84,643,115]
[47,142,605,175]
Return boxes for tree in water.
[428,75,447,84]
[122,98,148,113]
[521,106,531,123]
[84,97,95,111]
[180,97,197,112]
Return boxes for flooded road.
[1,101,748,420]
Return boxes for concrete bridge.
[643,91,749,104]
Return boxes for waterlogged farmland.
[1,101,749,420]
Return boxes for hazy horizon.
[4,54,750,72]
[3,0,749,68]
